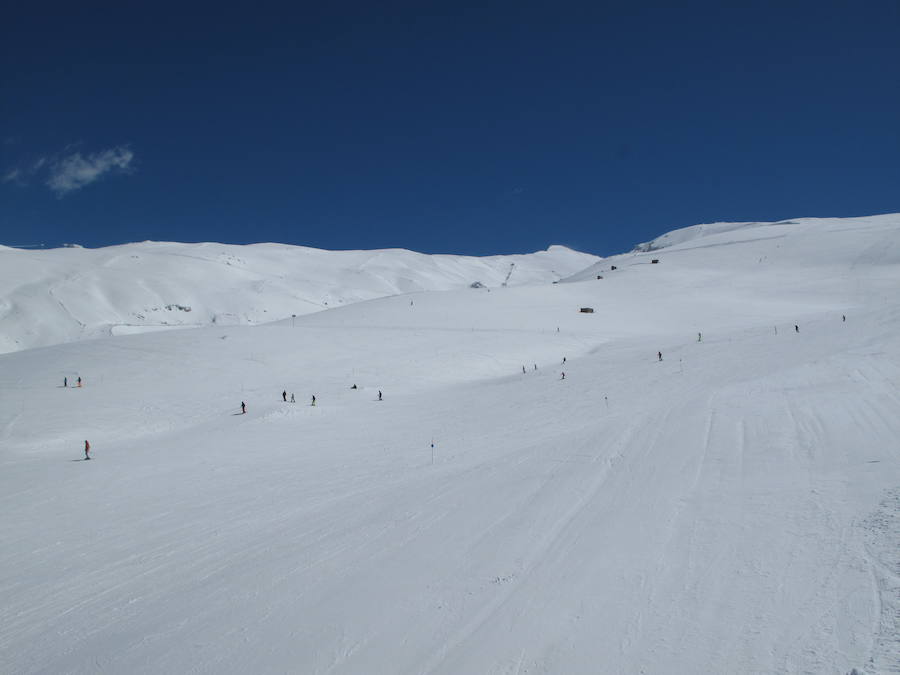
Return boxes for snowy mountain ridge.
[7,213,898,355]
[564,212,900,283]
[631,211,900,252]
[0,241,597,353]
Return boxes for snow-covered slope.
[628,212,900,254]
[2,214,900,674]
[0,241,597,353]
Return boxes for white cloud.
[46,146,134,196]
[2,167,23,183]
[2,148,133,195]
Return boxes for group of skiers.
[239,386,384,415]
[75,315,850,460]
[654,317,844,363]
[277,390,310,405]
[522,357,568,379]
[521,317,840,377]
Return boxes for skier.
[658,351,662,361]
[77,376,82,387]
[290,393,295,403]
[84,440,90,460]
[378,390,382,401]
[698,332,702,342]
[842,315,846,322]
[522,365,526,374]
[561,372,566,380]
[311,395,316,406]
[794,325,799,333]
[562,356,566,364]
[282,390,287,402]
[533,363,537,371]
[241,401,246,414]
[64,377,67,387]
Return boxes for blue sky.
[2,1,898,256]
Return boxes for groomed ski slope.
[2,214,900,674]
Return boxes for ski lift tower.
[501,262,515,287]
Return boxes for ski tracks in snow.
[419,420,645,674]
[860,487,900,674]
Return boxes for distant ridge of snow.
[633,221,762,252]
[0,241,598,353]
[633,212,900,252]
[564,212,900,283]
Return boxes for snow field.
[1,214,900,673]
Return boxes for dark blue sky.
[2,1,898,256]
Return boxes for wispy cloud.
[2,157,45,186]
[2,145,135,196]
[46,146,134,196]
[2,167,23,184]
